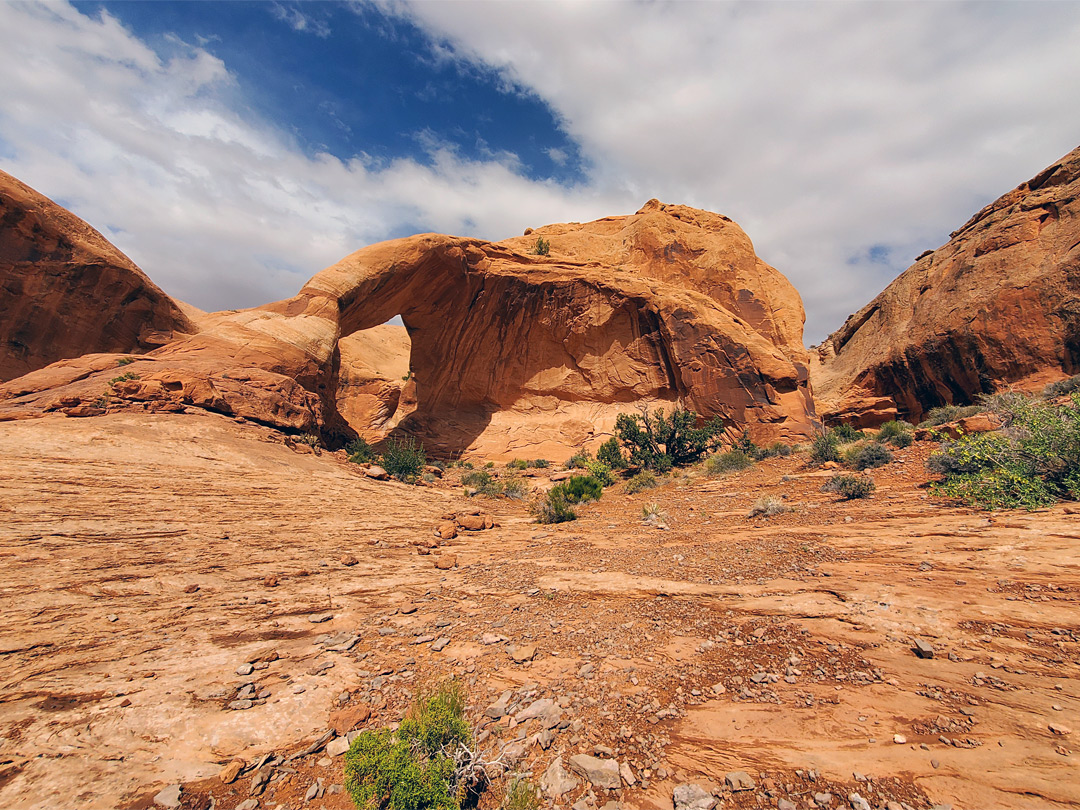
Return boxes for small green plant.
[117,357,134,366]
[560,474,603,503]
[624,470,659,494]
[704,450,753,475]
[502,777,541,810]
[501,477,529,501]
[108,371,139,385]
[346,437,376,463]
[462,470,502,497]
[402,371,413,382]
[829,423,864,443]
[507,459,528,470]
[876,420,914,448]
[748,494,789,517]
[1043,374,1080,399]
[583,460,615,486]
[532,235,550,256]
[344,680,475,810]
[423,472,437,483]
[757,441,793,458]
[641,501,669,523]
[596,437,626,469]
[850,442,892,470]
[298,433,321,448]
[810,432,841,464]
[381,436,427,483]
[530,487,576,524]
[614,405,725,471]
[917,404,981,428]
[565,451,591,469]
[528,458,549,469]
[484,461,495,469]
[822,473,875,499]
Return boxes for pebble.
[431,637,450,651]
[725,770,755,791]
[326,736,350,757]
[153,784,181,808]
[913,639,935,659]
[309,613,333,623]
[236,663,254,676]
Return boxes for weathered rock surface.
[0,196,816,454]
[0,170,197,382]
[814,144,1080,426]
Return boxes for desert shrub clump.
[381,436,427,483]
[583,460,615,486]
[829,423,864,443]
[344,680,475,810]
[918,404,980,428]
[532,235,550,256]
[1043,374,1080,399]
[530,487,576,524]
[824,474,875,499]
[507,459,528,470]
[747,495,790,518]
[596,437,626,469]
[704,450,753,475]
[850,442,893,470]
[560,474,603,503]
[810,432,841,464]
[346,437,376,464]
[614,406,725,472]
[876,420,914,448]
[929,393,1080,509]
[624,470,658,494]
[565,451,591,469]
[528,458,550,469]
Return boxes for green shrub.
[810,432,840,464]
[344,680,471,810]
[822,474,875,499]
[596,437,626,469]
[928,394,1080,509]
[851,442,892,470]
[530,487,576,523]
[704,450,753,475]
[346,437,376,464]
[298,433,321,448]
[533,235,550,256]
[528,459,549,469]
[876,420,914,448]
[641,501,669,523]
[735,430,760,459]
[117,357,135,366]
[614,406,725,471]
[502,777,540,810]
[560,475,603,503]
[624,470,658,494]
[1043,374,1080,399]
[918,404,980,428]
[565,451,591,469]
[759,441,794,458]
[381,436,426,483]
[829,424,864,443]
[485,461,495,469]
[502,477,529,501]
[584,460,615,486]
[507,459,528,470]
[461,470,495,490]
[109,371,139,385]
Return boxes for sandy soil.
[0,412,1077,810]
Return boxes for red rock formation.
[1,196,817,456]
[814,145,1080,426]
[0,170,198,381]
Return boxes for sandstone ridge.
[813,145,1080,426]
[0,193,816,456]
[0,169,198,382]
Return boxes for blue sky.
[2,1,1080,342]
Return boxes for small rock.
[725,770,755,791]
[326,736,350,757]
[1049,723,1073,735]
[814,793,833,807]
[431,636,450,652]
[236,663,254,676]
[107,614,118,622]
[219,759,245,784]
[849,793,871,810]
[398,603,418,615]
[541,758,580,797]
[620,761,637,786]
[485,690,513,719]
[229,699,253,711]
[672,783,716,810]
[363,465,389,480]
[236,801,259,810]
[893,734,907,744]
[913,639,935,659]
[435,521,458,540]
[569,753,621,790]
[778,800,797,810]
[340,554,358,566]
[309,613,333,623]
[435,554,458,570]
[183,584,199,594]
[153,784,182,808]
[511,644,537,663]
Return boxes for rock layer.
[1,198,817,455]
[0,170,197,382]
[814,145,1080,426]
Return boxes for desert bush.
[462,470,496,493]
[560,474,603,503]
[533,235,550,256]
[530,487,576,524]
[748,495,789,517]
[485,461,495,469]
[346,437,376,464]
[758,441,793,458]
[735,430,760,459]
[298,433,321,448]
[502,777,541,810]
[596,437,626,469]
[528,458,550,469]
[565,451,591,469]
[876,420,914,448]
[704,450,753,475]
[829,423,864,443]
[929,394,1080,509]
[822,473,875,499]
[584,460,615,486]
[850,442,893,470]
[918,404,981,428]
[117,356,134,366]
[507,459,528,470]
[501,477,529,501]
[624,470,658,494]
[1043,374,1080,399]
[344,680,473,810]
[614,406,725,471]
[381,436,426,483]
[641,501,669,523]
[810,432,841,464]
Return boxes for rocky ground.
[1,411,1078,810]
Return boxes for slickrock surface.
[0,199,815,456]
[814,145,1080,426]
[0,170,198,383]
[1,412,1077,809]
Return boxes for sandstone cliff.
[814,145,1080,426]
[0,170,198,381]
[0,197,817,456]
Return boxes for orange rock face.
[814,145,1080,426]
[1,197,817,455]
[0,170,197,382]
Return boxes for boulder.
[673,783,716,810]
[814,144,1080,426]
[568,754,622,790]
[542,758,580,797]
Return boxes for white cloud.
[1,1,1079,343]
